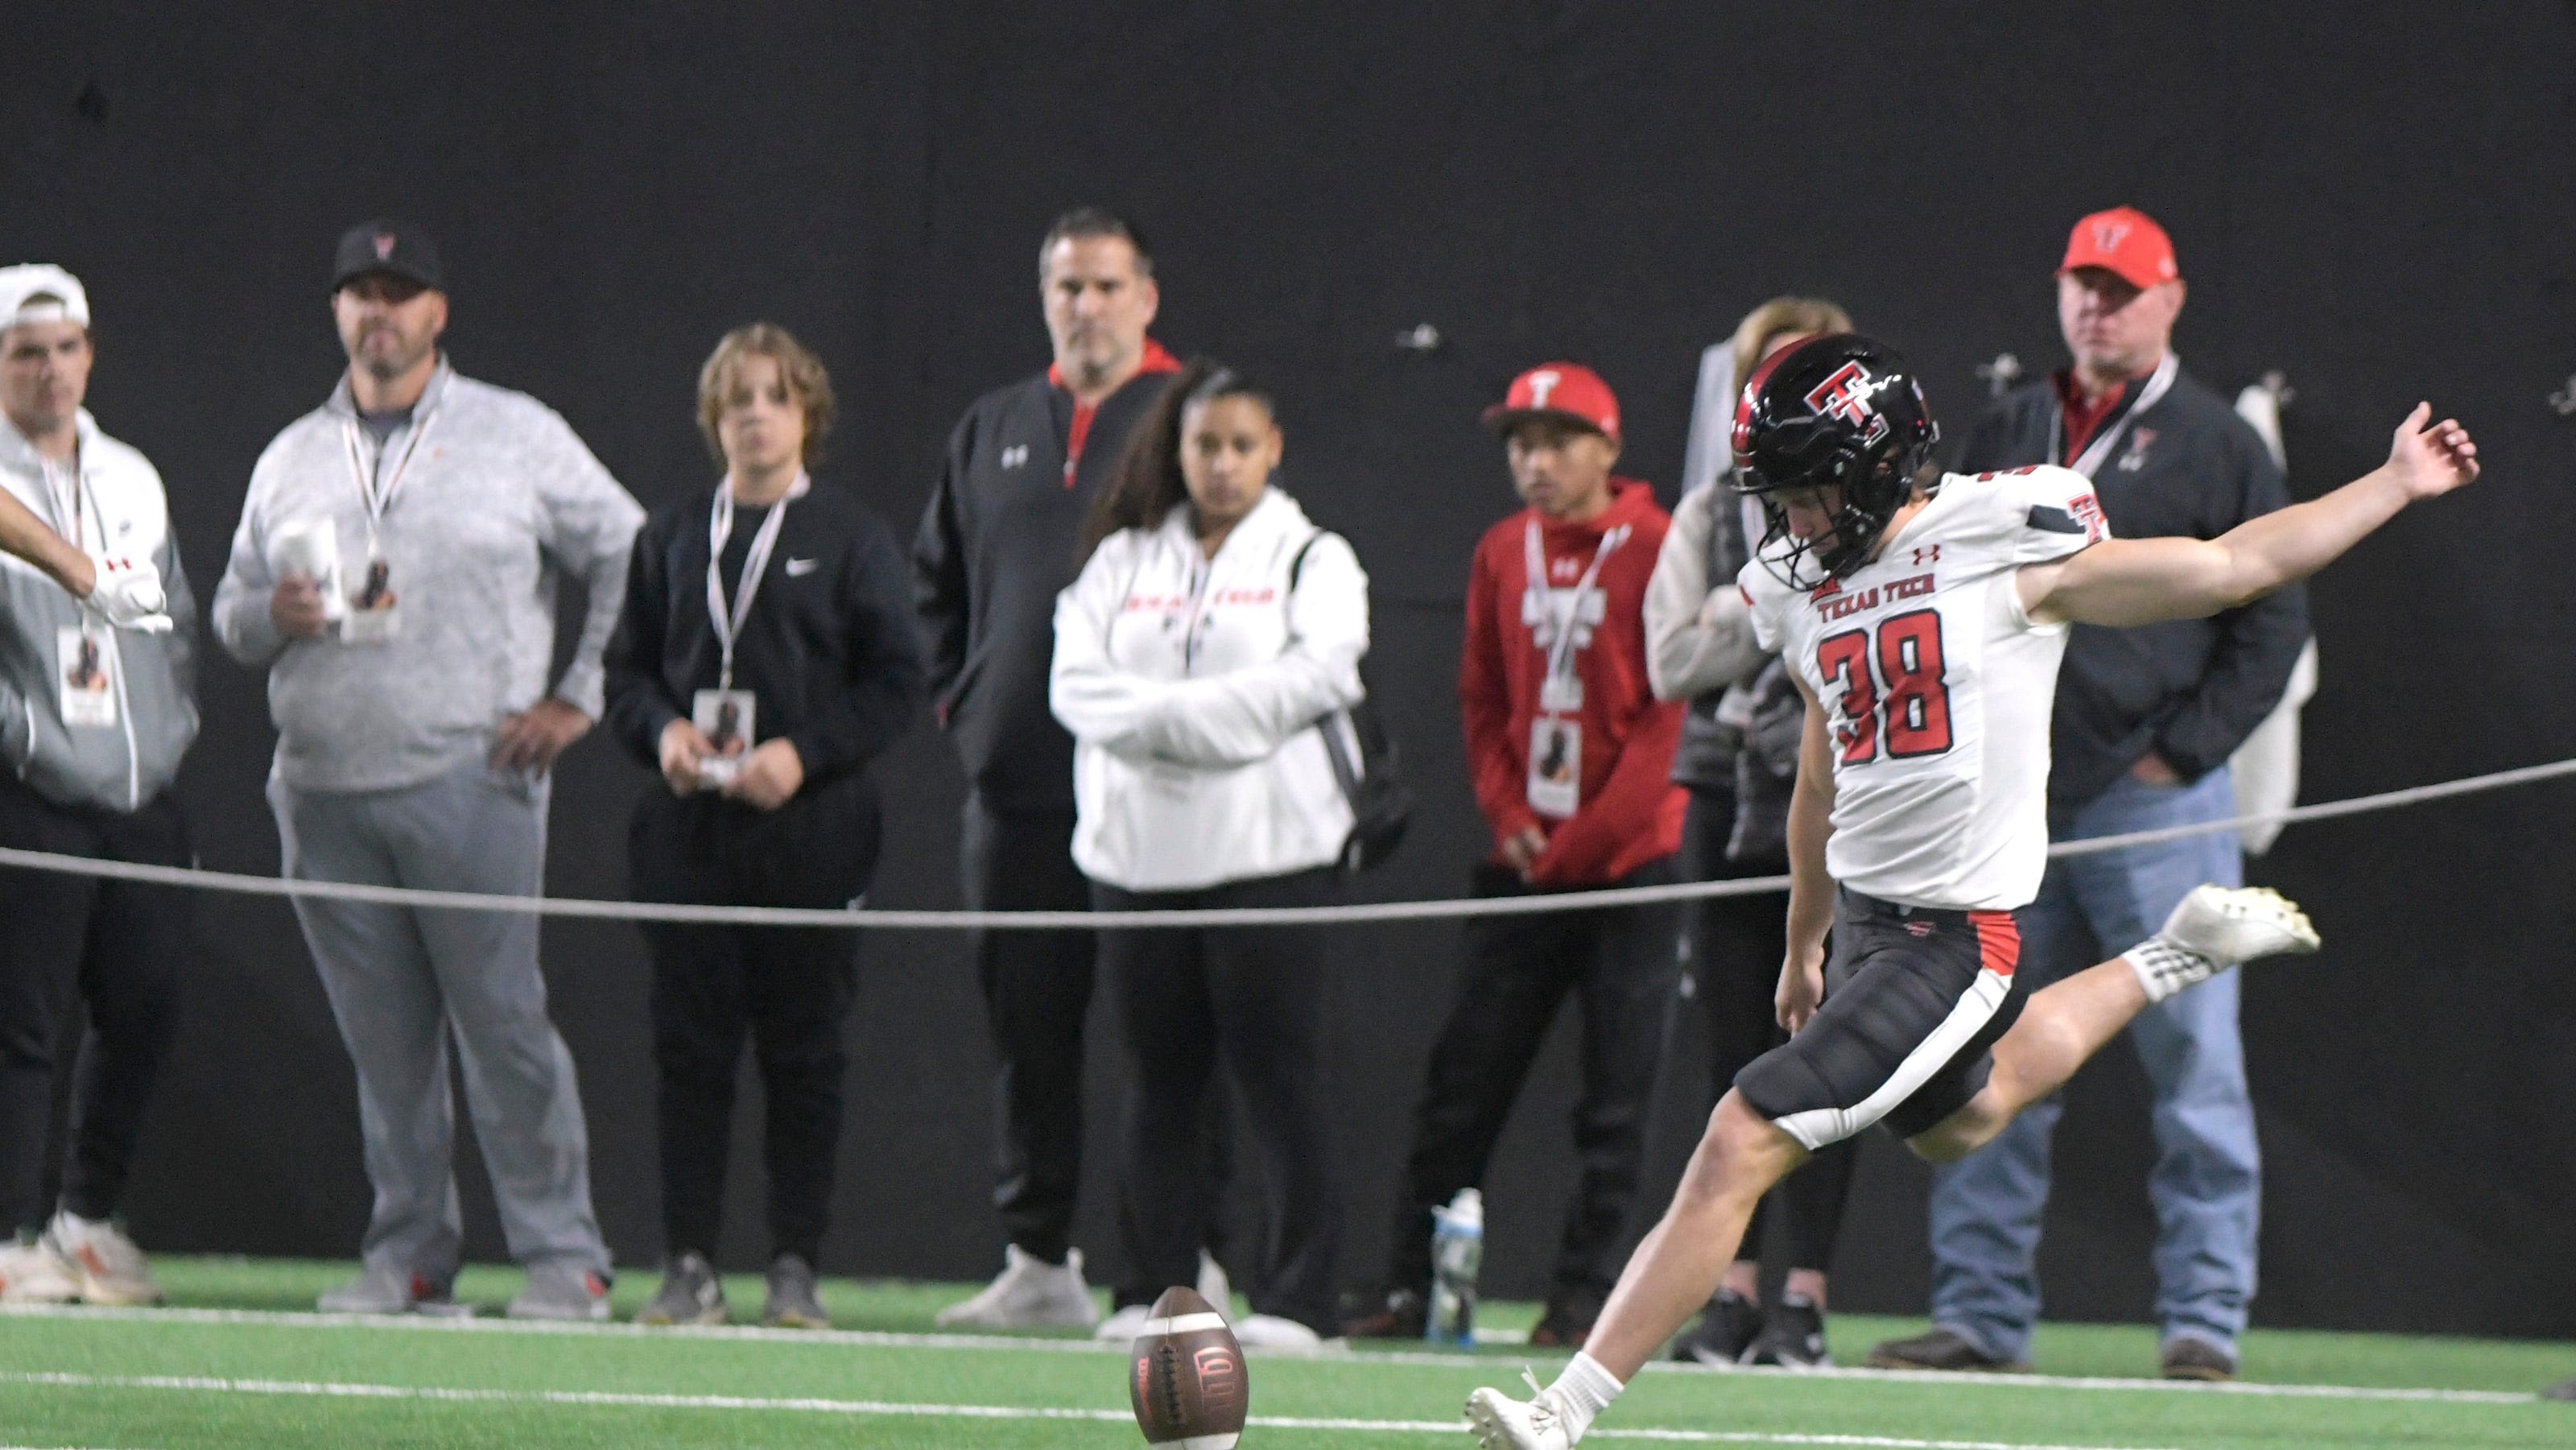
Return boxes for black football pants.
[1386,855,1684,1312]
[632,779,877,1266]
[1095,869,1343,1336]
[0,774,188,1234]
[1683,790,1856,1274]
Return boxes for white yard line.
[0,1303,2539,1406]
[0,1370,2183,1450]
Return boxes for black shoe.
[1864,1326,2030,1373]
[762,1254,828,1329]
[1743,1292,1831,1368]
[1528,1286,1604,1350]
[1340,1287,1426,1340]
[637,1252,726,1327]
[2541,1375,2576,1402]
[2160,1336,2236,1382]
[1670,1288,1762,1365]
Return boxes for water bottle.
[1426,1187,1483,1347]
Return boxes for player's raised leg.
[1909,886,2317,1164]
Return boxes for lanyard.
[340,404,442,555]
[37,454,90,553]
[1523,518,1629,700]
[2050,352,2180,480]
[705,473,809,690]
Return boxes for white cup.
[270,518,348,622]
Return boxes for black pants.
[631,775,878,1266]
[1684,791,1856,1274]
[960,795,1098,1264]
[1386,854,1685,1312]
[0,774,188,1233]
[1096,869,1342,1335]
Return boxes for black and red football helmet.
[1732,333,1940,588]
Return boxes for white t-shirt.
[1741,466,2107,911]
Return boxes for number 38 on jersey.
[1817,609,1954,764]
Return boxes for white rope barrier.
[2,755,2569,931]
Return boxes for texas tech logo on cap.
[2091,219,2132,253]
[1525,369,1563,409]
[1805,362,1892,446]
[373,232,398,262]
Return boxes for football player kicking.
[1465,334,2478,1448]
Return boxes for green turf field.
[2,1258,2566,1449]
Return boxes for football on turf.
[1128,1285,1249,1448]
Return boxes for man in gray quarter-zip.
[212,222,642,1322]
[0,265,199,1310]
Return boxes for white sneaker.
[936,1245,1100,1329]
[1234,1313,1327,1354]
[45,1211,163,1306]
[2128,885,2320,1002]
[1463,1384,1572,1449]
[1092,1302,1154,1342]
[0,1235,79,1304]
[1197,1249,1232,1309]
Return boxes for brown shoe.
[2161,1336,2237,1382]
[1864,1327,2031,1373]
[1339,1288,1426,1340]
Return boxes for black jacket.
[911,363,1177,808]
[1959,365,2309,808]
[605,478,925,789]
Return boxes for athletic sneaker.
[508,1263,613,1321]
[0,1232,78,1304]
[1670,1288,1761,1365]
[636,1252,726,1327]
[1528,1287,1603,1349]
[317,1264,469,1316]
[45,1210,163,1306]
[1234,1313,1330,1354]
[762,1254,828,1329]
[1463,1382,1571,1450]
[1092,1302,1153,1342]
[1197,1249,1232,1310]
[1864,1325,2030,1374]
[936,1245,1099,1329]
[2160,1336,2237,1382]
[2127,885,2319,1002]
[1742,1292,1830,1368]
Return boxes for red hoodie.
[1459,478,1686,888]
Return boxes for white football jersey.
[1742,466,2107,911]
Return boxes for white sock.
[2123,937,2217,1004]
[1544,1352,1624,1443]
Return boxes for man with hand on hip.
[212,221,643,1320]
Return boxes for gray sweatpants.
[270,758,608,1282]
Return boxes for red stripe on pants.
[1969,910,2021,979]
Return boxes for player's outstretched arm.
[2025,404,2477,627]
[0,485,94,597]
[1777,680,1837,1033]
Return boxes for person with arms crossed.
[1463,333,2475,1448]
[1349,364,1685,1349]
[212,221,642,1320]
[1870,207,2307,1382]
[606,324,923,1329]
[1053,362,1366,1352]
[0,265,196,1306]
[914,208,1202,1329]
[1646,296,1864,1367]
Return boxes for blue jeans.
[1926,767,2257,1361]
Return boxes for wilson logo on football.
[1805,362,1893,445]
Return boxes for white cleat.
[936,1245,1100,1330]
[1463,1382,1573,1450]
[2126,885,2320,1003]
[44,1211,163,1306]
[0,1234,79,1304]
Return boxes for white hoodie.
[1051,487,1368,893]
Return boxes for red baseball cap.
[1483,362,1620,440]
[2058,205,2180,290]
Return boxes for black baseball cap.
[332,220,444,292]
